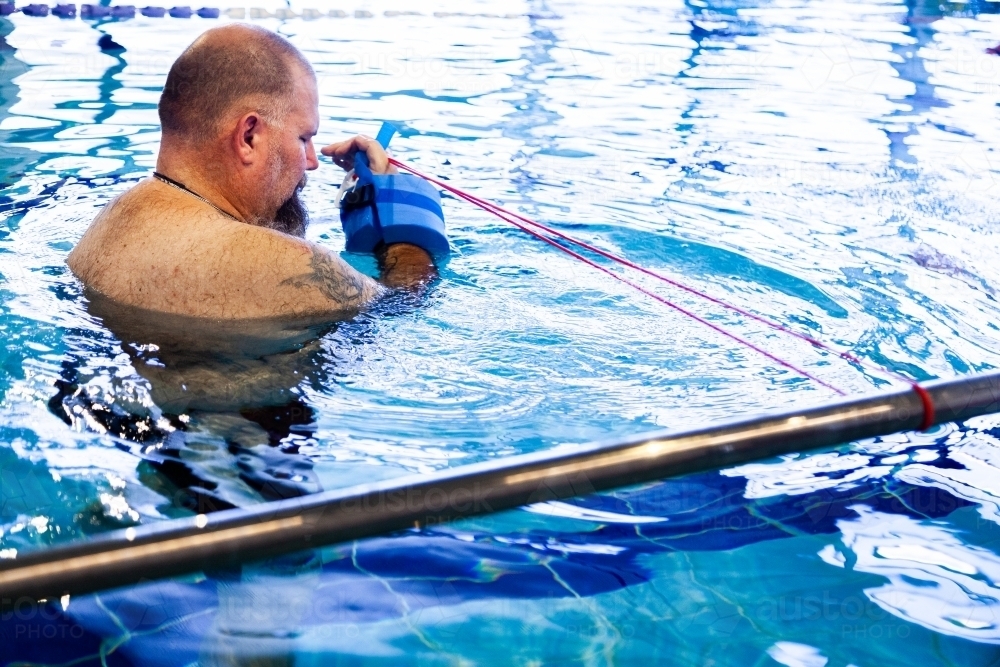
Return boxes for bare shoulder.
[230,228,383,318]
[68,180,164,278]
[205,228,384,318]
[68,179,382,320]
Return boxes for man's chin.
[271,188,308,238]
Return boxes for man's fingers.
[320,136,370,160]
[320,135,395,174]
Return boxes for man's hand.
[321,135,398,175]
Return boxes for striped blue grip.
[372,174,449,256]
[341,123,448,256]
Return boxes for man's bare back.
[69,24,435,320]
[69,178,380,319]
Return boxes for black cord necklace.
[152,171,242,222]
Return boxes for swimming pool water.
[2,0,1000,664]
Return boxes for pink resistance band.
[388,157,937,431]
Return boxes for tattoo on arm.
[280,249,380,309]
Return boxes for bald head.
[158,24,314,142]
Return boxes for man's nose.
[306,140,319,170]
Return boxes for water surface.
[2,0,1000,664]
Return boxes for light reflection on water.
[2,0,1000,663]
[831,505,1000,642]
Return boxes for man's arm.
[271,236,435,317]
[279,242,382,306]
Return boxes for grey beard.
[271,187,308,238]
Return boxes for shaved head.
[158,24,314,142]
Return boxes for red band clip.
[911,384,935,432]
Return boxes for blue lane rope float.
[0,4,528,19]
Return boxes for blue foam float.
[140,5,165,16]
[111,5,136,17]
[168,5,191,17]
[196,6,217,17]
[22,3,50,15]
[341,123,450,257]
[0,3,13,15]
[53,3,77,17]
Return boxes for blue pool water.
[3,0,1000,663]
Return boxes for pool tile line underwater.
[0,3,527,20]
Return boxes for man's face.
[264,65,319,236]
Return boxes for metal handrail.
[3,371,1000,601]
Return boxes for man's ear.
[233,112,263,165]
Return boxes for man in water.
[69,24,434,319]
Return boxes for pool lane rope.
[0,4,529,19]
[385,155,937,430]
